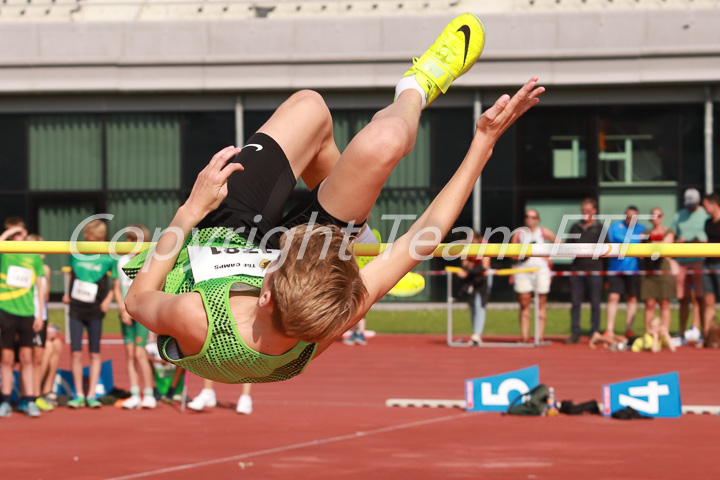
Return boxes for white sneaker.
[684,327,701,343]
[187,389,217,411]
[236,395,252,415]
[470,334,482,345]
[141,395,157,409]
[122,396,141,410]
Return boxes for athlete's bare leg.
[317,90,423,223]
[257,90,341,190]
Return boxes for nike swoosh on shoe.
[457,25,471,67]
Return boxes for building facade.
[0,0,718,299]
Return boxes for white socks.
[395,75,427,108]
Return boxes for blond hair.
[125,224,150,243]
[82,219,107,240]
[267,224,368,343]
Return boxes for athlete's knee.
[133,345,147,360]
[358,117,413,167]
[288,90,331,122]
[18,349,33,365]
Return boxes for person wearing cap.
[605,206,646,338]
[672,188,709,336]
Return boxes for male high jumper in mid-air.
[123,13,545,383]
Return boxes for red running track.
[2,334,719,480]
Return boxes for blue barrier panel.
[465,366,539,412]
[0,371,26,403]
[602,372,681,418]
[53,360,114,397]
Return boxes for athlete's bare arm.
[315,79,544,355]
[125,146,244,354]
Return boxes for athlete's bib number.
[71,279,99,303]
[187,246,281,283]
[6,266,33,289]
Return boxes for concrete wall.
[0,6,718,94]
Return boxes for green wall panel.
[29,115,102,191]
[106,192,181,241]
[107,114,181,190]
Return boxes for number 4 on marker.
[618,381,670,414]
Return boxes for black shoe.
[564,335,580,345]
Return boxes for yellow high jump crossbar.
[2,241,720,257]
[444,266,539,276]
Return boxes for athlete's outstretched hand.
[184,146,244,219]
[476,77,544,141]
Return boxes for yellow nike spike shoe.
[403,13,485,108]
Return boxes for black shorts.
[33,321,48,348]
[197,132,361,249]
[70,317,102,354]
[608,275,640,297]
[0,310,35,350]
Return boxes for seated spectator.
[35,324,64,410]
[645,317,676,353]
[589,318,675,353]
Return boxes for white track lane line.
[104,410,478,480]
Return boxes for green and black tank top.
[123,226,317,384]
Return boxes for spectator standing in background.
[26,235,53,411]
[457,231,491,345]
[511,209,557,343]
[63,219,117,409]
[604,206,646,337]
[672,188,708,338]
[187,379,252,415]
[565,198,605,344]
[343,224,380,346]
[702,193,720,347]
[0,218,45,417]
[115,225,156,409]
[640,207,676,339]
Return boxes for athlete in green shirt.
[125,16,544,384]
[0,220,46,417]
[63,219,117,409]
